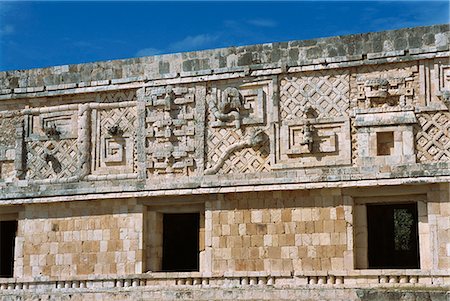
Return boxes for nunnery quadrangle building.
[0,24,449,300]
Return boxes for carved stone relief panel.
[91,104,137,175]
[144,85,203,177]
[280,69,350,119]
[436,62,450,105]
[205,79,272,175]
[0,113,22,181]
[274,117,351,169]
[95,90,136,103]
[354,62,419,109]
[276,70,351,169]
[416,112,450,163]
[24,108,79,181]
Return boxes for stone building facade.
[0,24,449,300]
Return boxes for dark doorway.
[162,213,199,272]
[367,203,420,269]
[0,220,17,277]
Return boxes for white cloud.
[169,34,218,52]
[247,19,277,28]
[0,25,14,36]
[135,47,161,57]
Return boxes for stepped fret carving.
[145,85,197,176]
[354,63,419,109]
[280,70,350,120]
[92,105,137,175]
[416,112,450,162]
[437,64,450,107]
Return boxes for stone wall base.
[1,287,449,301]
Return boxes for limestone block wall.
[210,189,351,273]
[427,184,450,270]
[14,199,144,279]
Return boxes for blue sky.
[0,1,448,71]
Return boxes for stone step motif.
[353,62,419,109]
[145,85,201,176]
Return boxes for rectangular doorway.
[367,203,420,269]
[162,213,199,272]
[0,220,17,277]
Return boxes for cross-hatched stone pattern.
[0,114,20,148]
[99,107,137,136]
[26,139,78,180]
[416,112,450,162]
[280,70,350,119]
[96,90,136,103]
[97,106,137,171]
[206,128,270,174]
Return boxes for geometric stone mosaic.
[26,139,78,180]
[206,127,270,174]
[280,69,350,119]
[416,112,450,162]
[92,106,138,174]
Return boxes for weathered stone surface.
[0,24,449,300]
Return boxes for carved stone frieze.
[416,112,450,163]
[276,70,351,169]
[91,101,138,176]
[280,69,350,120]
[145,85,200,176]
[273,117,351,169]
[24,108,79,181]
[205,79,272,175]
[354,63,419,110]
[0,113,22,181]
[436,64,450,107]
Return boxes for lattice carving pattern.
[0,114,21,148]
[280,70,350,119]
[416,112,450,162]
[94,106,138,172]
[206,128,270,174]
[96,90,136,103]
[99,107,137,137]
[26,139,78,180]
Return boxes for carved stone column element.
[136,87,147,180]
[14,117,25,180]
[78,104,91,179]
